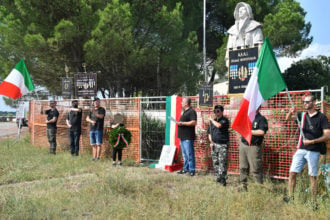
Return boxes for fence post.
[139,98,142,163]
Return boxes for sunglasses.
[303,101,312,104]
[214,109,222,113]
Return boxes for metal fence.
[139,97,167,162]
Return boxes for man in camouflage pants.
[207,105,230,186]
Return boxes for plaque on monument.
[199,82,213,107]
[62,77,72,97]
[228,47,259,94]
[74,73,97,97]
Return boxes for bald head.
[182,97,191,110]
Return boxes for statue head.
[234,2,253,20]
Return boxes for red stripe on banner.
[0,81,22,99]
[174,96,182,161]
[231,98,253,145]
[297,112,306,149]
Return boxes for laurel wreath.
[109,126,132,149]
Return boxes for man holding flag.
[285,94,330,204]
[239,106,268,190]
[232,37,286,189]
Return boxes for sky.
[278,0,330,70]
[1,0,329,111]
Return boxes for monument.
[226,2,264,94]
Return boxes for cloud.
[277,43,330,72]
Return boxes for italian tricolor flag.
[232,37,286,145]
[0,59,35,99]
[165,95,182,160]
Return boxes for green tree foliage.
[263,0,312,56]
[0,0,312,97]
[283,56,330,91]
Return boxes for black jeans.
[112,148,123,161]
[69,130,81,155]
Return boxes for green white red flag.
[0,59,35,99]
[231,37,286,145]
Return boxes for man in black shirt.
[207,105,230,186]
[66,100,82,156]
[86,98,106,161]
[239,107,268,190]
[176,97,197,176]
[285,94,330,202]
[41,101,59,154]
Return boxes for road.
[0,122,28,139]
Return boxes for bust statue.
[227,2,263,49]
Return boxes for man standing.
[66,100,82,156]
[176,97,197,176]
[239,107,268,190]
[41,101,59,154]
[86,98,106,161]
[207,105,230,186]
[285,94,330,202]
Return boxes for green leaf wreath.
[109,127,132,149]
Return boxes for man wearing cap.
[86,98,106,161]
[207,105,230,186]
[239,107,268,191]
[41,101,59,154]
[66,100,82,156]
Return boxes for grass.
[0,135,329,219]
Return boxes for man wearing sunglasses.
[285,94,330,203]
[207,105,230,186]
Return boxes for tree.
[283,56,330,91]
[0,0,104,95]
[0,0,312,97]
[85,1,201,97]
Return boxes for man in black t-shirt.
[86,98,106,161]
[239,107,268,190]
[207,105,230,186]
[66,100,82,156]
[41,101,59,154]
[176,97,197,176]
[285,94,330,202]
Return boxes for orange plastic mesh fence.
[29,91,328,179]
[189,90,328,179]
[29,99,140,161]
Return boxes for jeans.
[69,130,81,155]
[180,139,195,173]
[290,149,320,176]
[47,128,57,154]
[90,130,103,145]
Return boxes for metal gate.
[139,97,167,162]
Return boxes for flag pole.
[285,87,305,138]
